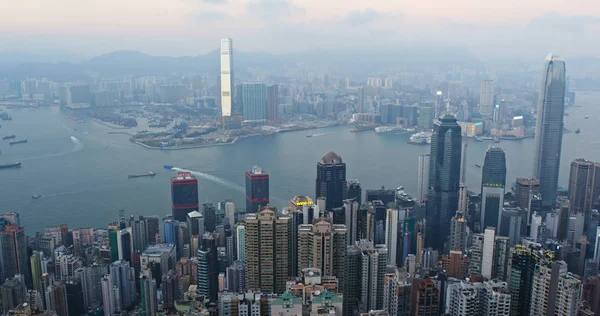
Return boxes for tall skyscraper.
[316,152,347,211]
[297,218,346,278]
[385,209,400,267]
[479,80,495,115]
[197,232,218,302]
[245,206,291,294]
[266,84,278,121]
[382,271,411,316]
[357,240,388,312]
[161,269,178,309]
[449,210,467,251]
[529,261,581,316]
[101,275,116,316]
[109,261,136,310]
[416,154,430,203]
[245,165,269,214]
[356,86,365,113]
[568,158,600,227]
[344,199,360,246]
[140,275,157,316]
[171,172,199,222]
[347,180,362,205]
[481,146,507,191]
[426,115,462,250]
[0,224,30,286]
[203,203,217,232]
[144,216,160,245]
[508,244,549,316]
[242,83,267,123]
[481,184,504,231]
[533,54,566,207]
[220,38,233,118]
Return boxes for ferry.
[306,135,313,138]
[164,165,173,170]
[409,132,432,145]
[585,115,590,119]
[9,139,27,145]
[375,126,404,134]
[31,195,42,199]
[3,135,15,140]
[0,162,21,169]
[575,128,581,134]
[475,164,482,168]
[128,171,156,179]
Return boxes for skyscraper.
[242,83,267,123]
[414,279,440,316]
[417,154,430,203]
[347,180,362,205]
[161,269,178,309]
[0,224,30,286]
[481,184,504,231]
[140,275,158,316]
[508,244,549,316]
[426,115,462,250]
[479,80,495,115]
[101,275,116,316]
[357,240,388,312]
[171,172,199,222]
[481,146,507,191]
[449,210,467,251]
[297,218,346,278]
[529,260,581,316]
[197,232,218,302]
[245,165,269,214]
[109,261,136,310]
[568,158,600,227]
[385,209,400,267]
[533,54,566,207]
[220,38,233,118]
[357,86,365,113]
[245,206,291,294]
[203,203,217,232]
[316,152,347,211]
[266,84,278,121]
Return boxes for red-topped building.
[171,172,199,222]
[245,166,269,214]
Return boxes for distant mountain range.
[0,48,597,82]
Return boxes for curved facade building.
[533,54,566,207]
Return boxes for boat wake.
[311,132,333,137]
[171,167,245,193]
[70,136,83,152]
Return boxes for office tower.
[110,261,136,310]
[449,210,467,251]
[508,244,547,316]
[481,184,504,231]
[203,203,217,232]
[48,282,69,316]
[220,38,233,118]
[414,279,440,316]
[479,228,496,279]
[74,267,93,310]
[141,244,177,277]
[161,269,178,309]
[482,147,507,191]
[426,115,462,250]
[316,152,347,211]
[343,246,362,315]
[356,240,388,312]
[530,261,581,315]
[385,209,400,267]
[101,275,116,316]
[382,271,411,316]
[530,212,542,242]
[117,227,133,263]
[460,143,468,183]
[366,186,396,205]
[65,278,85,315]
[533,55,566,207]
[132,217,148,253]
[143,216,159,245]
[224,201,236,226]
[458,183,468,215]
[1,276,26,313]
[171,172,199,222]
[569,158,600,226]
[242,83,267,122]
[245,207,291,294]
[163,219,181,257]
[499,207,526,246]
[434,91,444,119]
[140,275,158,316]
[245,166,269,214]
[197,232,218,302]
[443,250,468,278]
[1,224,30,285]
[479,80,495,115]
[297,218,346,278]
[347,180,362,205]
[226,261,246,293]
[344,199,360,245]
[30,253,42,293]
[236,225,246,263]
[356,86,365,113]
[186,211,204,238]
[514,177,540,210]
[266,84,278,121]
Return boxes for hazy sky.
[1,0,599,60]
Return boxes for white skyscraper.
[385,209,399,267]
[225,201,235,226]
[417,154,430,202]
[481,228,495,279]
[479,80,495,115]
[220,38,233,117]
[236,225,245,262]
[530,212,542,242]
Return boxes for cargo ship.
[128,171,156,178]
[9,139,27,145]
[3,135,15,140]
[0,161,21,169]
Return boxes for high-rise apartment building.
[297,218,346,278]
[245,207,291,294]
[171,172,199,222]
[161,269,178,309]
[382,271,411,316]
[266,84,278,121]
[417,154,430,203]
[385,209,402,267]
[426,115,462,250]
[530,260,581,316]
[414,279,440,316]
[508,244,551,316]
[316,152,347,211]
[356,86,365,113]
[445,280,511,315]
[449,210,467,251]
[242,83,267,123]
[245,165,269,214]
[140,275,157,316]
[358,240,388,312]
[533,54,566,207]
[220,38,233,118]
[479,80,495,115]
[109,260,136,310]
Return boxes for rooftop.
[320,151,343,164]
[142,243,175,256]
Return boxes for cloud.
[344,9,383,26]
[528,12,600,33]
[246,0,305,22]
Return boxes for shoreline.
[92,118,133,130]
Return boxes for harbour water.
[0,92,598,233]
